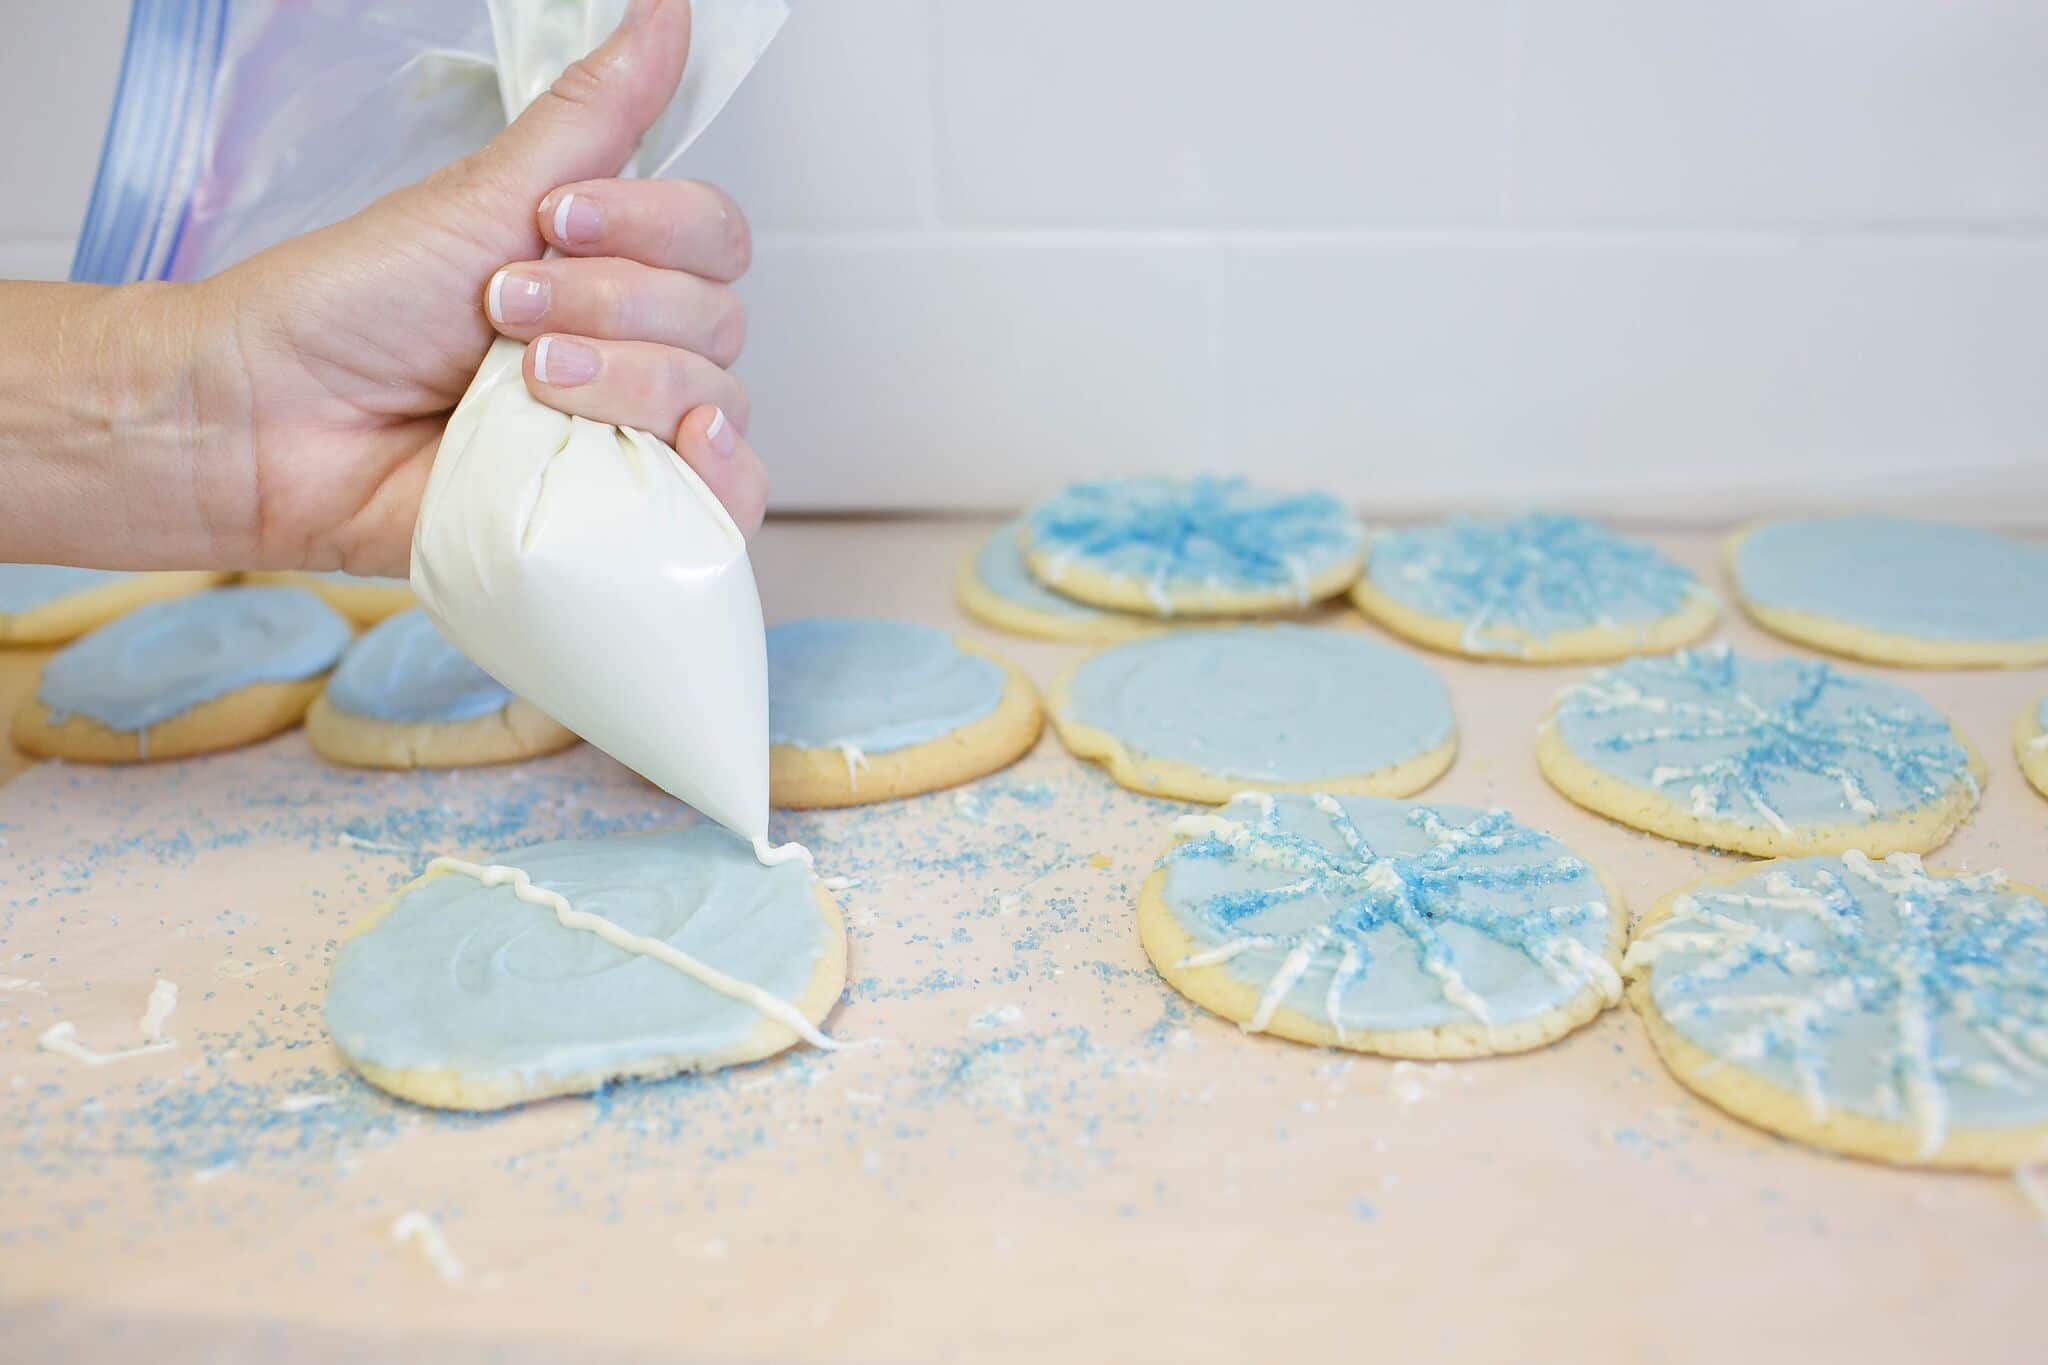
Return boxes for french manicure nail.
[487,268,549,326]
[547,192,603,247]
[704,407,738,457]
[532,336,599,387]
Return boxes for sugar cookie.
[325,828,846,1111]
[767,619,1041,808]
[1626,852,2048,1170]
[1022,476,1364,617]
[1537,646,1981,858]
[1351,513,1717,662]
[242,569,415,626]
[1729,517,2048,668]
[1049,624,1454,802]
[955,519,1159,643]
[306,608,578,770]
[0,565,224,645]
[11,586,353,763]
[2018,694,2048,801]
[1139,792,1624,1057]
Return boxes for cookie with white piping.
[1728,516,2048,668]
[1350,513,1717,662]
[242,569,415,626]
[1021,476,1364,618]
[767,618,1042,808]
[955,519,1159,643]
[325,828,847,1111]
[11,585,353,763]
[1625,852,2048,1171]
[1137,792,1624,1058]
[306,608,578,769]
[1536,646,1982,859]
[1049,624,1454,803]
[0,565,225,645]
[2018,693,2048,801]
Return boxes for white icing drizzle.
[0,975,43,993]
[750,837,816,871]
[392,1211,469,1285]
[1627,851,2042,1158]
[425,857,838,1052]
[274,1094,338,1114]
[834,742,869,787]
[37,977,179,1067]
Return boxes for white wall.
[8,2,2048,522]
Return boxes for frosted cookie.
[1537,646,1982,859]
[11,586,353,763]
[325,828,846,1111]
[1729,517,2048,668]
[242,569,415,626]
[767,618,1041,808]
[1139,792,1623,1057]
[1626,853,2048,1170]
[0,565,223,645]
[1351,513,1717,662]
[2019,694,2048,801]
[1022,476,1364,617]
[306,608,578,770]
[955,519,1159,643]
[1049,624,1454,802]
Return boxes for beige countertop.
[3,518,2046,1363]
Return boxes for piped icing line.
[1368,514,1703,654]
[1627,852,2048,1158]
[1025,476,1362,612]
[751,837,817,872]
[425,857,838,1051]
[391,1211,474,1286]
[835,742,869,786]
[36,976,180,1067]
[1164,795,1620,1038]
[1554,646,1974,831]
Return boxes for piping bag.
[411,0,798,861]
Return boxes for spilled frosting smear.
[1160,792,1619,1038]
[1626,852,2048,1155]
[1367,512,1704,653]
[767,619,1004,754]
[1551,646,1975,833]
[38,586,353,732]
[1734,516,2048,642]
[1025,476,1363,612]
[324,828,838,1092]
[326,608,514,725]
[0,564,135,613]
[1063,624,1452,782]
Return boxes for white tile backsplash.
[6,0,2046,521]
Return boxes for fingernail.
[704,407,738,458]
[545,192,603,247]
[532,336,598,387]
[487,268,549,326]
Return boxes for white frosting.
[38,977,179,1067]
[411,2,789,850]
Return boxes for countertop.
[4,518,2046,1363]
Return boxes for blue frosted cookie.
[1730,516,2048,667]
[306,608,577,769]
[0,564,223,645]
[1022,476,1365,617]
[326,828,847,1110]
[1049,624,1454,801]
[766,618,1041,807]
[242,568,415,626]
[12,585,352,762]
[1537,646,1981,858]
[1138,792,1623,1056]
[955,519,1157,642]
[1628,852,2048,1169]
[1352,513,1716,661]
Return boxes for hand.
[119,0,764,575]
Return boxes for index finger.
[536,178,751,282]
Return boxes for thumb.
[472,0,692,202]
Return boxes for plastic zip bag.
[73,0,785,284]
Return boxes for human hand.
[201,0,765,576]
